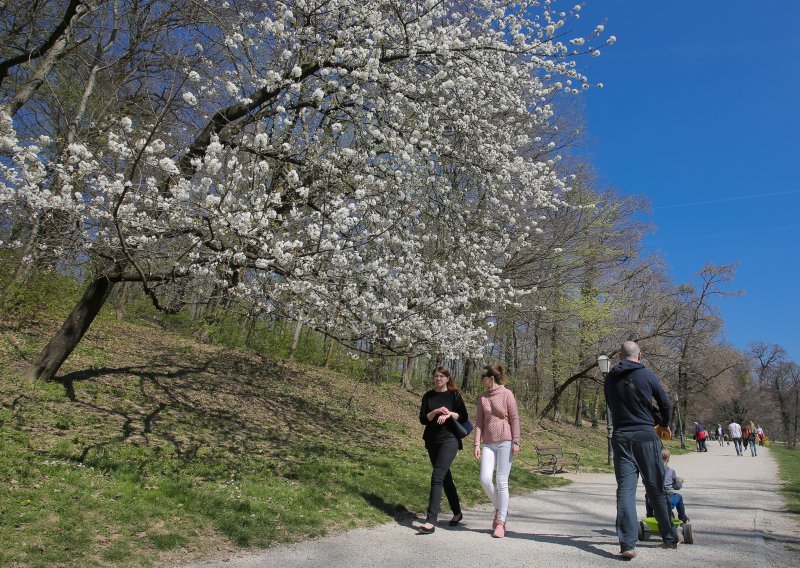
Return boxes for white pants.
[480,441,513,522]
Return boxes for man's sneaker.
[620,548,637,560]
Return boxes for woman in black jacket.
[417,365,469,533]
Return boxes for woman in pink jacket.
[474,363,521,538]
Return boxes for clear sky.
[573,1,800,361]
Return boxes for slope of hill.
[1,312,613,567]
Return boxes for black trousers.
[425,437,461,523]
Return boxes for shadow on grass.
[43,351,414,474]
[360,492,416,527]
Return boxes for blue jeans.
[612,430,679,550]
[747,438,757,456]
[646,492,687,521]
[733,437,743,455]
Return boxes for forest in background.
[0,0,797,448]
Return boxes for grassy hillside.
[1,304,617,567]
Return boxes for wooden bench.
[535,445,580,474]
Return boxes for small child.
[645,448,689,523]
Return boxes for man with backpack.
[604,341,680,559]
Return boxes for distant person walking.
[604,341,679,559]
[417,366,470,533]
[729,420,743,456]
[696,426,708,452]
[716,424,725,446]
[745,421,758,457]
[756,424,765,446]
[474,363,521,539]
[693,422,704,452]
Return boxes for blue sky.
[573,1,800,360]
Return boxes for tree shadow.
[40,349,417,475]
[359,492,415,527]
[456,525,622,560]
[504,532,622,560]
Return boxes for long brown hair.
[433,366,457,392]
[482,363,507,385]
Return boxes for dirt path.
[186,442,799,567]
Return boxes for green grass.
[2,311,604,567]
[771,446,800,516]
[0,265,616,567]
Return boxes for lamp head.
[597,354,611,375]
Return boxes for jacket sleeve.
[474,396,484,447]
[649,372,672,428]
[671,470,683,491]
[419,392,430,425]
[507,391,521,443]
[455,392,469,423]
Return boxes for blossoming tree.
[0,0,612,380]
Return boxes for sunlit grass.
[771,446,800,516]
[0,324,593,567]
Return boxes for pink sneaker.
[492,510,500,529]
[492,520,506,538]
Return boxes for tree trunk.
[324,336,336,368]
[7,1,93,116]
[289,316,303,357]
[504,322,515,377]
[461,358,473,391]
[115,281,131,320]
[773,384,793,447]
[23,274,115,381]
[370,353,386,382]
[12,213,41,283]
[245,316,257,348]
[532,323,541,415]
[402,355,416,390]
[550,319,561,422]
[675,398,686,450]
[574,380,584,427]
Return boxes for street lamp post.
[597,354,612,465]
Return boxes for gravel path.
[187,442,799,567]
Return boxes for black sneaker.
[661,541,678,549]
[448,513,463,526]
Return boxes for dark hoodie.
[604,359,671,432]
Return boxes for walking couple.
[417,364,520,538]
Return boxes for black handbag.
[451,417,474,439]
[451,391,474,439]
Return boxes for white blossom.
[158,157,179,174]
[0,0,611,361]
